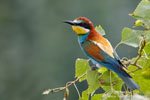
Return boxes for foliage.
[43,0,150,99]
[95,25,106,36]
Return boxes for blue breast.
[77,33,89,44]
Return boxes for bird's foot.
[90,65,98,71]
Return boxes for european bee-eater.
[64,17,143,94]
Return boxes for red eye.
[79,23,84,26]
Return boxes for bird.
[64,17,144,94]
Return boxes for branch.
[122,36,146,73]
[42,73,86,95]
[129,36,146,73]
[134,37,146,64]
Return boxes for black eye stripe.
[79,23,85,26]
[76,22,91,29]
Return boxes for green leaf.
[105,92,120,100]
[134,20,144,26]
[75,58,90,82]
[79,89,89,100]
[131,0,150,29]
[128,58,150,95]
[99,91,120,100]
[121,27,150,47]
[91,94,103,100]
[98,67,107,73]
[133,0,150,19]
[142,70,150,79]
[86,70,100,94]
[64,88,69,99]
[99,70,123,92]
[95,25,106,36]
[142,42,150,57]
[99,70,111,86]
[112,79,123,91]
[134,19,150,29]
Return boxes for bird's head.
[64,17,94,35]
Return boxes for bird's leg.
[120,57,130,67]
[90,64,98,70]
[121,58,143,73]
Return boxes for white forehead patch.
[73,20,78,22]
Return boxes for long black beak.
[63,20,75,25]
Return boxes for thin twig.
[122,36,146,73]
[42,73,86,95]
[134,38,146,65]
[129,64,142,73]
[64,73,86,89]
[129,37,146,73]
[114,42,122,51]
[73,83,81,98]
[109,71,113,91]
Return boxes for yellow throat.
[72,26,89,35]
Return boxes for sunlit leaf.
[98,67,107,73]
[131,0,150,29]
[134,20,144,26]
[91,94,103,100]
[135,19,150,29]
[128,58,150,95]
[133,0,150,19]
[95,25,106,36]
[99,70,123,92]
[99,70,111,86]
[105,92,120,100]
[79,89,89,100]
[112,78,123,91]
[121,27,150,47]
[142,70,150,79]
[86,70,100,94]
[142,42,150,58]
[75,58,90,82]
[78,98,85,100]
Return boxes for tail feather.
[91,56,144,94]
[119,74,144,95]
[107,63,144,95]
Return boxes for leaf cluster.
[43,0,150,100]
[76,0,150,99]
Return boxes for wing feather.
[86,32,114,58]
[81,40,114,63]
[81,40,131,78]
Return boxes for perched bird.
[64,17,143,94]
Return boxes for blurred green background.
[0,0,141,100]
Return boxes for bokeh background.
[0,0,141,100]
